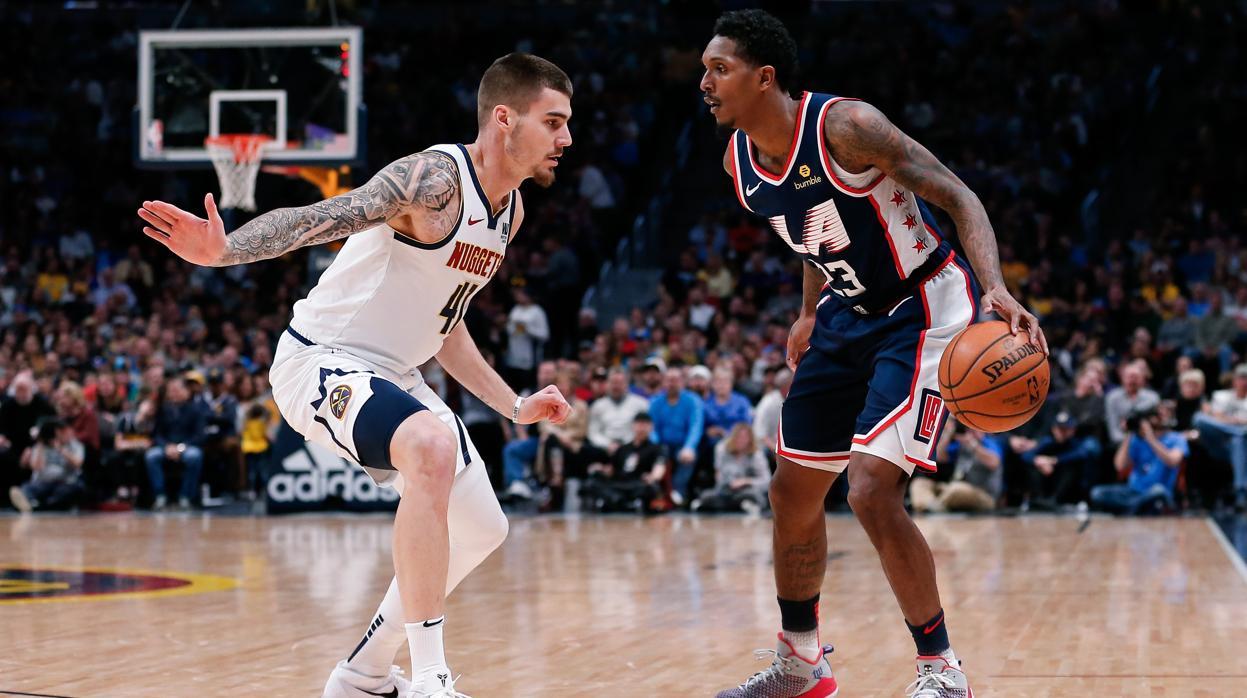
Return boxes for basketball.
[938,320,1049,433]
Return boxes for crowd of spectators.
[3,3,1246,517]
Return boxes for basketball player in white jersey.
[137,53,574,698]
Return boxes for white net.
[205,135,272,211]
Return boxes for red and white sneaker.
[714,633,839,698]
[905,655,973,698]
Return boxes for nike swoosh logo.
[467,216,484,226]
[422,618,444,628]
[923,616,944,634]
[887,296,912,317]
[745,182,762,196]
[359,689,397,698]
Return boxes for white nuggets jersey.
[289,144,515,377]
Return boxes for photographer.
[1091,407,1186,514]
[8,418,85,513]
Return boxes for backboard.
[136,27,364,168]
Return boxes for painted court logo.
[329,385,353,420]
[0,566,236,604]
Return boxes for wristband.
[511,395,524,424]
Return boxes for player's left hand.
[981,285,1048,355]
[517,385,571,425]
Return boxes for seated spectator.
[145,377,207,510]
[753,367,792,456]
[1104,360,1160,445]
[581,413,668,513]
[911,423,1002,513]
[702,366,753,444]
[631,357,665,399]
[9,418,84,513]
[1019,411,1100,508]
[694,423,770,514]
[679,363,706,396]
[649,366,704,506]
[1193,363,1247,510]
[1,372,56,508]
[201,369,242,498]
[533,368,595,509]
[501,362,558,499]
[1092,407,1186,514]
[587,368,650,454]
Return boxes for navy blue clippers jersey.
[729,92,954,315]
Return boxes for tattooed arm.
[823,100,1047,352]
[137,151,460,267]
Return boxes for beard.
[715,118,736,138]
[531,166,556,188]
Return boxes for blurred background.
[2,0,1246,528]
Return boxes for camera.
[1124,407,1155,434]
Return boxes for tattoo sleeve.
[824,101,1005,290]
[214,150,460,266]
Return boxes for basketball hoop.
[205,134,274,211]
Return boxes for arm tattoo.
[825,102,1005,290]
[214,151,461,266]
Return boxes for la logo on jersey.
[913,388,945,444]
[329,385,352,420]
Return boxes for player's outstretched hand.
[518,385,572,425]
[785,314,816,371]
[137,193,228,266]
[981,285,1049,355]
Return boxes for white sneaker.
[9,486,33,514]
[506,480,533,499]
[153,494,167,511]
[322,660,411,698]
[406,667,469,697]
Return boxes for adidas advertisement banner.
[266,420,399,514]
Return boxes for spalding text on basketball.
[980,342,1041,384]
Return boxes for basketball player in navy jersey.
[700,11,1046,698]
[139,54,573,698]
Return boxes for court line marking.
[0,564,238,605]
[0,691,78,698]
[1205,517,1247,587]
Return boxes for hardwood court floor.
[2,513,1246,697]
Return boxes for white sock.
[406,617,447,675]
[782,628,821,661]
[344,578,407,677]
[940,647,959,666]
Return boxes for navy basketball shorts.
[778,256,979,475]
[269,327,477,489]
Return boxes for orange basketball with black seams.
[937,319,1049,433]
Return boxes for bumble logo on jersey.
[793,163,824,190]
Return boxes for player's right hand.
[138,193,227,266]
[785,314,816,370]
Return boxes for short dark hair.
[713,9,799,92]
[477,52,573,128]
[634,413,653,424]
